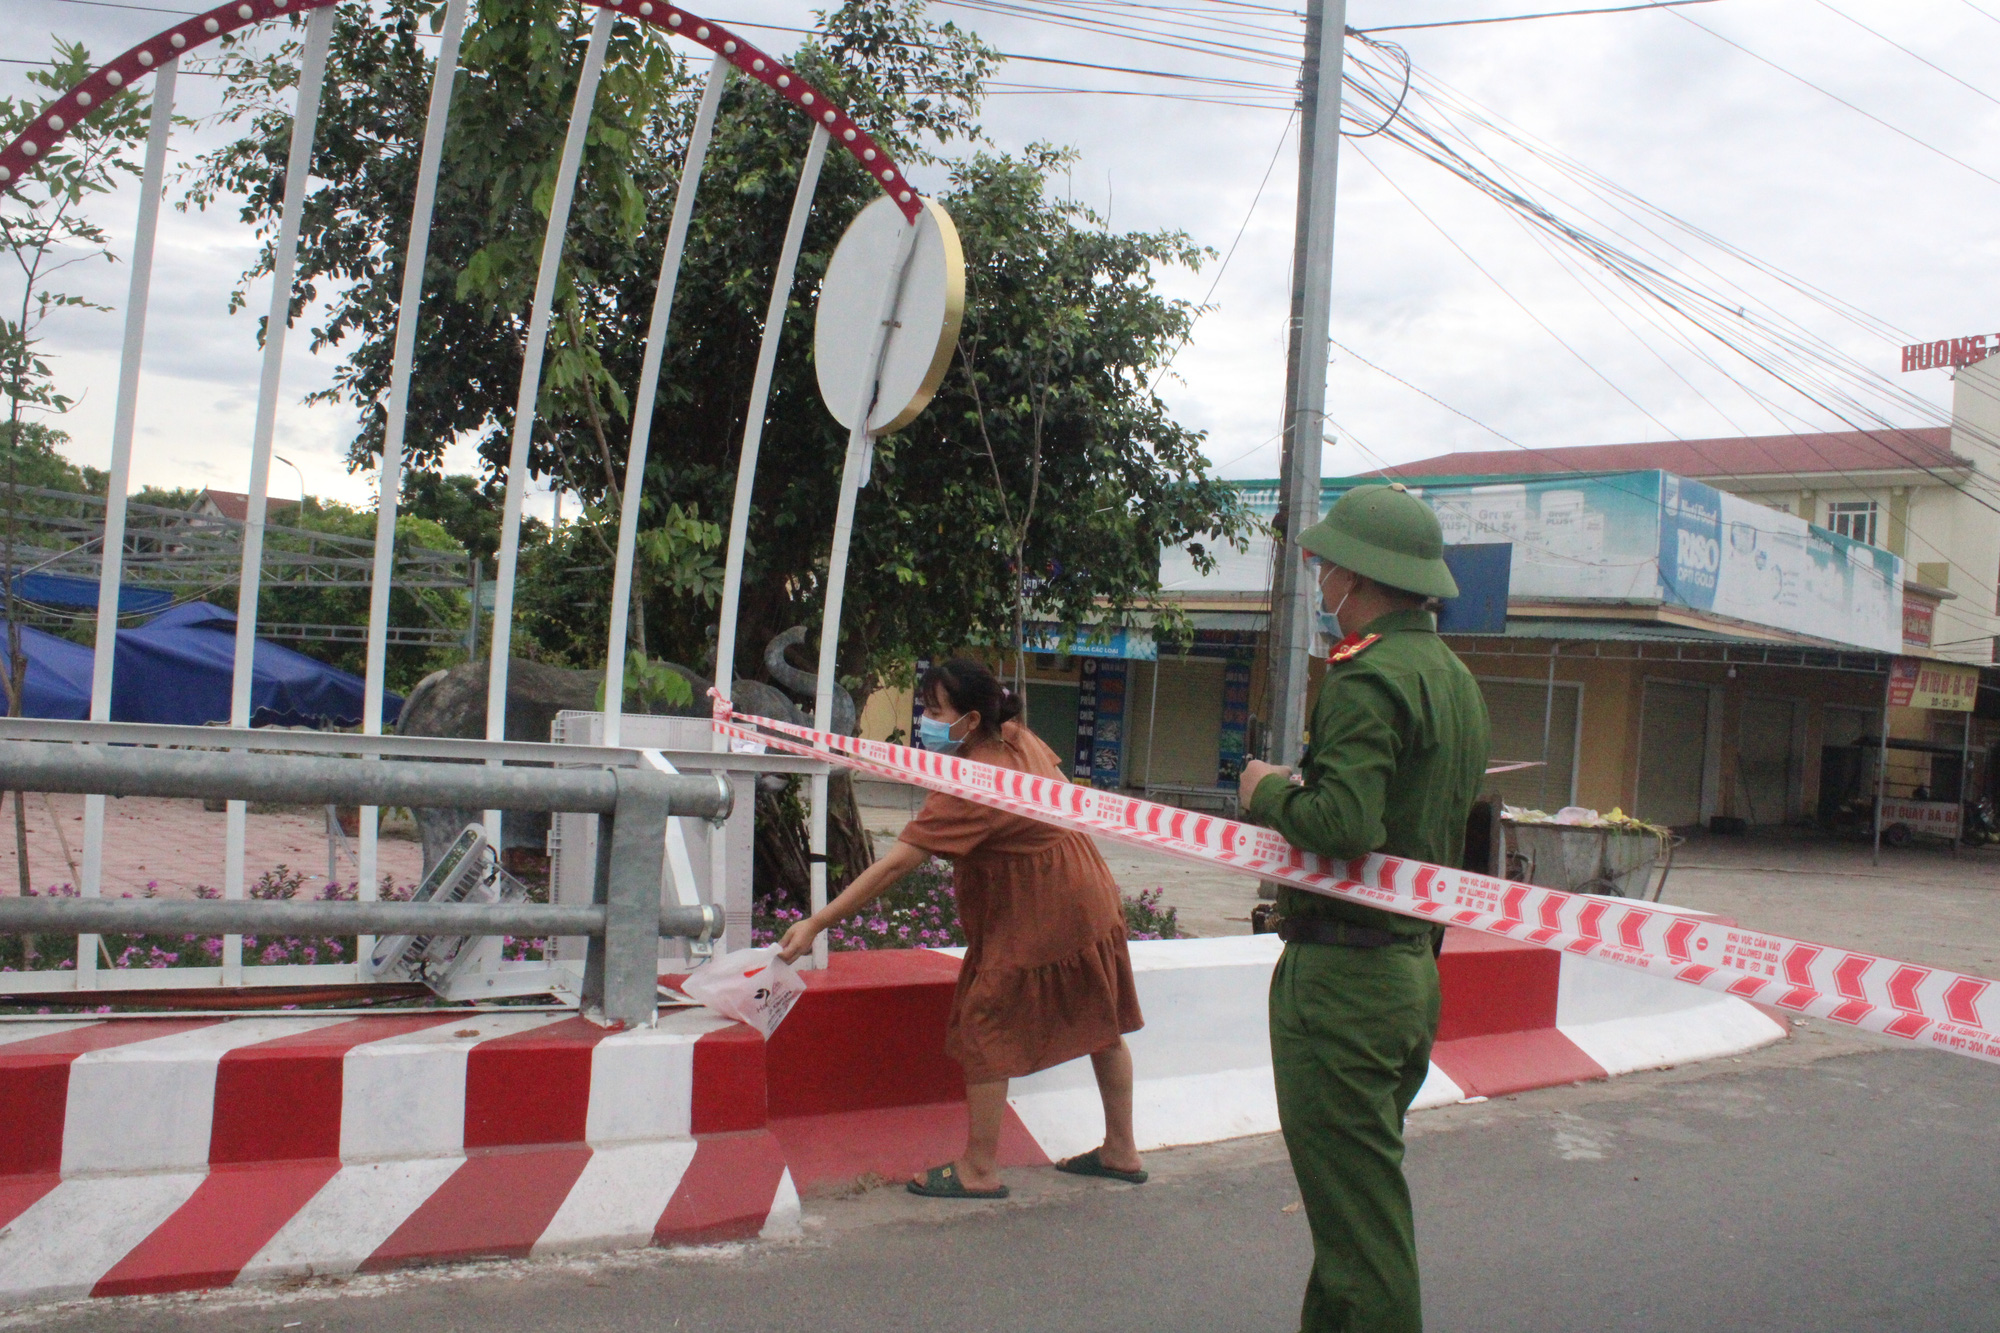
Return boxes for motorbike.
[1964,797,2000,848]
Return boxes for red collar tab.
[1327,632,1382,663]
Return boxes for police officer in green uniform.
[1236,484,1490,1333]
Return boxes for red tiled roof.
[199,489,299,522]
[1380,428,1962,482]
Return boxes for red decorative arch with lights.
[0,0,923,220]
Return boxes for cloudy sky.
[5,0,1997,520]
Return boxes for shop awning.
[1448,617,1894,673]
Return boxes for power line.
[1355,0,1718,36]
[714,13,1296,91]
[1962,0,2000,28]
[1352,140,1684,441]
[1372,64,2000,570]
[1810,0,2000,111]
[984,84,1289,107]
[1347,131,2000,598]
[1153,109,1297,390]
[29,0,195,13]
[1670,7,2000,192]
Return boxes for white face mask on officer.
[1306,557,1354,658]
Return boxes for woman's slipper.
[1056,1148,1148,1184]
[907,1163,1009,1199]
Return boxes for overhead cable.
[1355,0,1719,35]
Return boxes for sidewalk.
[0,793,425,899]
[1660,827,2000,976]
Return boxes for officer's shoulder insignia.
[1327,632,1382,663]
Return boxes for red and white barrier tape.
[712,700,2000,1067]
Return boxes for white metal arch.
[1,0,926,986]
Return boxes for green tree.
[909,146,1237,694]
[187,0,1248,699]
[0,421,107,499]
[243,497,472,692]
[3,40,147,892]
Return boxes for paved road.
[26,1025,2000,1333]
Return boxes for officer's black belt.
[1276,917,1405,949]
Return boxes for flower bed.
[0,865,554,974]
[751,858,1182,951]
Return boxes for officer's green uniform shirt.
[1247,606,1491,935]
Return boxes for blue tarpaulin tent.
[0,623,94,719]
[9,572,175,615]
[0,603,400,728]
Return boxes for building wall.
[1945,361,2000,662]
[1452,641,1888,824]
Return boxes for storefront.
[1447,623,1892,827]
[861,628,1261,802]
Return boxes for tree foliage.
[187,0,1252,702]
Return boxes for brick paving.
[0,791,425,899]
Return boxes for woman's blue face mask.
[917,710,975,753]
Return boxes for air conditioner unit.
[364,823,528,990]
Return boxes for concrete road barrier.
[0,919,1781,1312]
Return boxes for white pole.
[356,0,469,946]
[807,218,920,969]
[76,57,176,988]
[222,7,334,985]
[1874,664,1892,866]
[602,54,731,749]
[710,125,830,723]
[483,6,614,847]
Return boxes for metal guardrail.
[0,718,828,774]
[0,896,718,938]
[0,737,733,1026]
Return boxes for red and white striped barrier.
[1000,928,1786,1161]
[0,930,1783,1311]
[0,1012,796,1310]
[716,703,2000,1067]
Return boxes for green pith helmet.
[1297,483,1459,599]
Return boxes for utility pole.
[1261,0,1348,769]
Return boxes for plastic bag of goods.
[681,945,806,1038]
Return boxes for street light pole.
[1262,0,1348,769]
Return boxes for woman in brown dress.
[778,658,1146,1199]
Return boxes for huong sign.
[1901,333,2000,372]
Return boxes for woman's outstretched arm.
[776,838,931,962]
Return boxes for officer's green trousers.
[1269,935,1441,1333]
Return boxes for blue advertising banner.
[1092,660,1128,789]
[1074,659,1099,781]
[1427,471,1900,652]
[1436,543,1512,634]
[1218,659,1252,786]
[1023,623,1157,661]
[1660,475,1901,652]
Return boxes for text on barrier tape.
[713,699,2000,1068]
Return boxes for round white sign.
[814,194,964,435]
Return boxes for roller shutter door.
[1024,682,1079,768]
[1124,659,1225,788]
[1738,696,1798,825]
[1637,681,1710,827]
[1478,677,1579,810]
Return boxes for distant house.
[194,489,299,523]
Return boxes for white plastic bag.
[680,945,806,1038]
